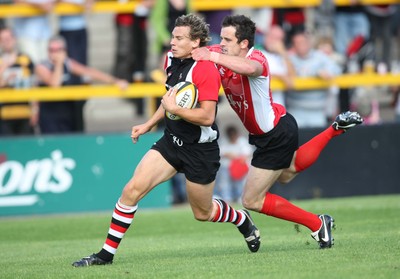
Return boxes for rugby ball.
[166,81,198,120]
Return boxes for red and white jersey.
[210,45,286,135]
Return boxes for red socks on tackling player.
[294,126,343,172]
[261,192,321,232]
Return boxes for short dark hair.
[222,15,256,48]
[175,13,210,47]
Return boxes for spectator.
[0,27,37,136]
[202,10,231,45]
[131,0,154,83]
[215,125,252,203]
[114,0,154,116]
[149,0,191,84]
[114,13,134,81]
[59,0,92,77]
[313,0,335,39]
[334,0,370,57]
[0,19,5,30]
[247,7,272,47]
[392,87,400,123]
[316,36,345,121]
[259,25,295,106]
[0,1,12,39]
[288,31,341,128]
[11,0,53,64]
[389,5,400,123]
[58,0,93,132]
[391,4,400,68]
[271,7,306,48]
[35,35,128,134]
[333,2,370,114]
[365,4,397,73]
[0,0,10,29]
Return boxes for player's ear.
[240,39,249,49]
[192,38,200,49]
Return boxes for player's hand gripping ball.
[166,81,198,120]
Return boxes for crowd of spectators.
[0,0,400,138]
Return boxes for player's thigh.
[122,150,176,204]
[186,179,215,220]
[278,151,298,184]
[242,166,283,211]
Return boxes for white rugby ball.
[166,81,198,120]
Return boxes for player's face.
[170,26,200,59]
[220,26,243,57]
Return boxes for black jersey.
[163,52,221,144]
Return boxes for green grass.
[1,195,399,279]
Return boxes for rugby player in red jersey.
[192,14,363,249]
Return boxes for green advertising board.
[0,132,171,216]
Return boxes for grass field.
[1,194,399,279]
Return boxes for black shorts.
[151,132,220,184]
[249,113,299,170]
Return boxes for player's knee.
[121,181,142,205]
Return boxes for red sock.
[261,193,321,232]
[294,126,343,172]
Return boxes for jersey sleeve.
[192,61,221,102]
[207,44,222,53]
[247,49,269,77]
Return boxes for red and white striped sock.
[96,199,137,262]
[212,198,246,227]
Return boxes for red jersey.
[209,45,286,135]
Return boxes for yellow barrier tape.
[0,104,31,119]
[1,74,400,103]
